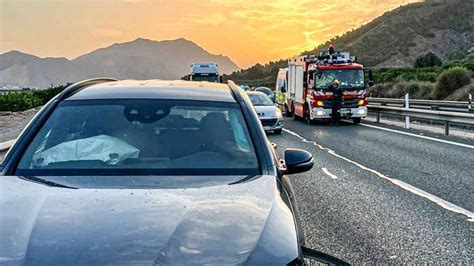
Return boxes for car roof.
[246,91,267,96]
[255,87,272,93]
[67,79,236,103]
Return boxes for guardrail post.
[376,111,380,123]
[469,94,472,113]
[444,121,449,136]
[405,93,410,129]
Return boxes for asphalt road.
[268,118,473,264]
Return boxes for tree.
[414,52,443,68]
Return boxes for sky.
[0,0,421,68]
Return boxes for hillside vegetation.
[225,0,474,93]
[305,0,473,67]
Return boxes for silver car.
[247,91,283,134]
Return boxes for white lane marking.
[360,123,474,150]
[283,128,474,222]
[322,168,338,179]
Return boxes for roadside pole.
[405,93,410,129]
[469,94,472,113]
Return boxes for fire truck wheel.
[353,117,362,124]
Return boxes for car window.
[248,93,274,106]
[16,99,259,176]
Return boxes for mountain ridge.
[0,38,240,88]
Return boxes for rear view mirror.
[301,246,350,266]
[284,149,314,174]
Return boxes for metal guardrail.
[368,95,474,135]
[369,96,473,113]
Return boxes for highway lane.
[268,118,473,263]
[282,118,474,211]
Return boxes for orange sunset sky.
[0,0,421,68]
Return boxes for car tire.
[274,129,282,135]
[353,117,362,124]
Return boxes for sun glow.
[0,0,421,68]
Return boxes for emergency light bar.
[318,51,354,64]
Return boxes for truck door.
[287,65,294,101]
[295,66,304,103]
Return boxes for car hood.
[254,106,279,118]
[0,175,298,265]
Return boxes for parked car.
[0,78,348,265]
[255,86,275,102]
[246,91,283,134]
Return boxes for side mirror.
[284,149,314,174]
[368,69,374,87]
[301,247,350,266]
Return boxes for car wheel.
[274,129,282,135]
[353,117,362,124]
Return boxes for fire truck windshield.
[315,69,364,90]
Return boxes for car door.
[270,142,306,246]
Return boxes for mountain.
[306,0,474,67]
[225,0,474,87]
[0,38,240,88]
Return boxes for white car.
[247,91,283,134]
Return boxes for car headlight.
[275,109,282,118]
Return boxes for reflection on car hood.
[0,175,298,265]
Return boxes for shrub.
[415,82,435,99]
[445,84,474,101]
[414,52,442,68]
[389,83,406,98]
[0,85,66,112]
[434,67,471,99]
[367,83,392,98]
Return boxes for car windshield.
[191,73,219,82]
[247,93,274,106]
[315,69,365,89]
[16,99,259,176]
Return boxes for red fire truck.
[285,46,373,124]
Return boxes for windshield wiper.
[19,176,78,189]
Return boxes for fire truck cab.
[286,48,370,124]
